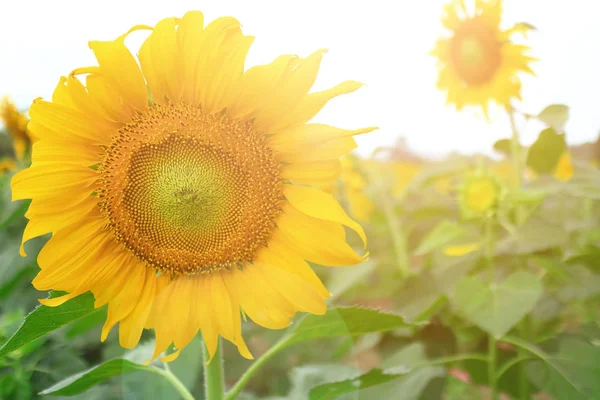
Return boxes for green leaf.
[537,104,569,132]
[309,366,444,400]
[557,265,600,302]
[451,271,542,338]
[286,364,359,399]
[495,217,568,255]
[0,292,99,358]
[285,307,419,347]
[39,358,155,396]
[415,220,465,256]
[493,138,525,157]
[526,128,567,174]
[507,335,600,400]
[530,256,570,282]
[395,270,444,322]
[326,260,375,299]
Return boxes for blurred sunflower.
[12,12,373,361]
[432,0,536,113]
[459,171,501,217]
[0,158,15,174]
[1,97,32,161]
[553,152,574,182]
[340,156,374,222]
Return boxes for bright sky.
[1,0,598,158]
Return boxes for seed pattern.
[450,17,502,86]
[99,103,283,275]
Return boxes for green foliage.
[508,334,600,399]
[414,220,465,255]
[452,271,542,338]
[526,128,567,174]
[39,358,155,396]
[0,292,99,358]
[537,104,569,132]
[285,307,419,347]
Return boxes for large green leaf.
[415,220,465,256]
[326,261,375,299]
[309,342,446,399]
[286,364,359,400]
[495,217,568,255]
[526,128,567,174]
[506,335,600,400]
[39,358,155,396]
[395,270,444,322]
[537,104,569,132]
[451,271,542,338]
[308,366,444,400]
[557,265,600,302]
[285,307,419,347]
[0,292,99,358]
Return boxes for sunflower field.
[0,1,599,399]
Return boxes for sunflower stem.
[484,217,497,400]
[507,106,531,400]
[226,337,289,400]
[508,107,525,225]
[205,338,225,400]
[153,362,195,400]
[379,185,410,277]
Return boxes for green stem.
[153,363,195,400]
[495,355,533,381]
[517,321,531,400]
[484,217,497,400]
[205,338,225,400]
[484,218,495,282]
[412,353,489,368]
[507,106,531,400]
[489,336,497,400]
[226,338,289,400]
[380,187,410,277]
[508,107,525,225]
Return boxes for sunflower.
[11,12,373,362]
[432,0,536,113]
[0,158,15,174]
[553,151,574,182]
[1,97,32,161]
[459,171,501,217]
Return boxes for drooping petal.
[276,202,365,266]
[284,184,366,246]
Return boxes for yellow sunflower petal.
[11,164,97,202]
[88,36,148,111]
[276,203,364,266]
[271,80,364,132]
[139,18,180,104]
[281,160,342,186]
[284,184,367,247]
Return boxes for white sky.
[1,0,598,158]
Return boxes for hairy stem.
[226,338,289,400]
[154,363,195,400]
[204,339,225,400]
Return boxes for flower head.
[553,152,574,182]
[432,0,536,114]
[459,171,501,217]
[1,97,32,161]
[12,12,373,361]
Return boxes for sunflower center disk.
[450,18,502,85]
[100,104,282,275]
